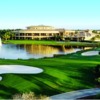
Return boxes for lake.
[0,44,93,59]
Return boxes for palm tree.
[10,32,15,40]
[91,37,96,42]
[3,32,11,41]
[91,35,100,42]
[92,30,98,33]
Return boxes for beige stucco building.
[15,25,61,40]
[14,25,97,41]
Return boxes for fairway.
[0,49,99,99]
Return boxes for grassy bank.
[0,48,100,99]
[4,40,100,47]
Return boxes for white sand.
[82,51,99,56]
[0,76,2,81]
[0,65,43,81]
[0,37,2,46]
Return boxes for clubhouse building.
[14,25,96,41]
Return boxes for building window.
[34,33,39,36]
[16,34,19,36]
[20,33,24,36]
[41,33,46,36]
[28,33,32,36]
[49,33,52,36]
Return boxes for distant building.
[15,25,60,40]
[14,25,97,41]
[77,31,96,41]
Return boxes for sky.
[0,0,100,29]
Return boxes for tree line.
[0,29,20,40]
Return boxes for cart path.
[50,88,100,100]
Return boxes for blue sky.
[0,0,100,29]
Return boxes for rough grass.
[0,48,100,99]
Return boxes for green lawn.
[0,48,100,99]
[4,40,100,46]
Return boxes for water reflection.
[0,44,93,59]
[24,45,81,56]
[83,47,93,50]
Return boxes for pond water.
[0,44,93,59]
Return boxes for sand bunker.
[0,76,2,81]
[0,65,43,81]
[82,51,99,56]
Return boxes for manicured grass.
[4,40,100,46]
[0,48,100,99]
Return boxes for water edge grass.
[4,40,100,47]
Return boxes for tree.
[3,32,11,41]
[75,31,78,34]
[95,35,100,38]
[91,37,96,42]
[92,30,98,33]
[10,32,15,40]
[91,35,100,42]
[54,34,63,41]
[0,29,14,39]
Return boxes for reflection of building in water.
[23,45,79,56]
[60,46,93,53]
[24,45,59,56]
[83,47,93,50]
[60,45,75,53]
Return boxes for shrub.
[12,92,49,100]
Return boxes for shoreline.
[3,40,100,47]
